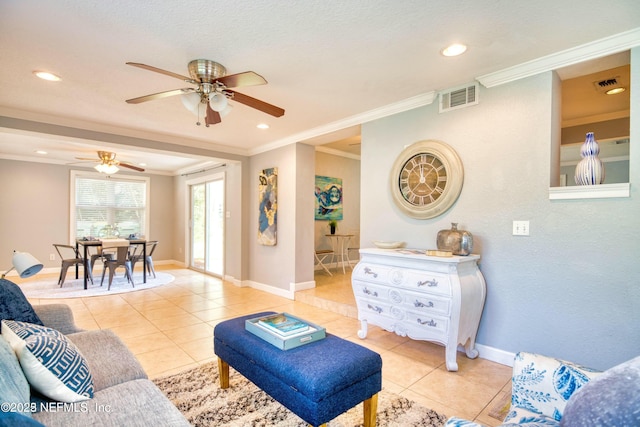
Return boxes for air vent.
[439,82,479,113]
[592,75,622,93]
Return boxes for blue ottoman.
[213,312,382,427]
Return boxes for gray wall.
[0,161,175,267]
[314,151,361,252]
[359,48,640,371]
[248,143,315,291]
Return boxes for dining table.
[325,233,354,274]
[75,238,147,290]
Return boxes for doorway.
[189,173,225,277]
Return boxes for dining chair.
[314,248,334,276]
[130,240,158,279]
[53,244,91,287]
[87,245,115,278]
[100,245,135,290]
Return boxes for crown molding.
[477,27,640,88]
[250,91,437,155]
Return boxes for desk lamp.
[1,251,44,279]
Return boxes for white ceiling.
[1,1,639,174]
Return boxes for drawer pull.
[414,300,434,308]
[417,318,437,327]
[417,279,438,287]
[367,304,383,314]
[362,287,378,297]
[364,267,378,278]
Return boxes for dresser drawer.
[352,262,393,285]
[405,310,449,337]
[403,290,451,317]
[400,270,452,296]
[352,281,386,301]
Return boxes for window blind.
[74,175,147,239]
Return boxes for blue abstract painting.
[315,175,343,220]
[258,167,277,246]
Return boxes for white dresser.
[352,248,486,371]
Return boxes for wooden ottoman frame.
[214,312,382,427]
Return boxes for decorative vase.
[574,132,605,185]
[330,225,336,235]
[436,223,473,256]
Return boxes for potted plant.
[328,220,338,235]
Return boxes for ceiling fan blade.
[217,71,267,88]
[126,88,193,104]
[205,104,222,126]
[75,157,98,161]
[227,90,285,117]
[118,162,145,172]
[126,62,194,82]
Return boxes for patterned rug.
[153,361,448,427]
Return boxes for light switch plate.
[513,220,530,236]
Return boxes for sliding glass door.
[190,175,224,276]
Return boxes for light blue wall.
[359,49,640,370]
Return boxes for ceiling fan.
[125,59,285,126]
[75,151,145,173]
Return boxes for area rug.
[153,361,448,427]
[20,272,174,299]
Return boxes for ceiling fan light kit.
[126,59,285,127]
[75,150,145,174]
[95,163,119,174]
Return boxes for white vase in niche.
[574,132,605,185]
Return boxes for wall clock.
[390,139,464,219]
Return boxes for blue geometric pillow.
[0,279,43,330]
[1,320,63,350]
[1,320,94,402]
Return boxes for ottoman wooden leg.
[363,393,378,427]
[218,358,229,389]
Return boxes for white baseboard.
[475,344,515,367]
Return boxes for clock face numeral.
[398,154,448,206]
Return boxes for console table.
[352,248,486,371]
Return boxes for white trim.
[243,280,295,300]
[477,27,640,88]
[474,344,515,367]
[250,91,437,155]
[293,280,316,292]
[315,145,361,161]
[549,183,630,200]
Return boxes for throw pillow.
[1,320,63,351]
[560,355,640,427]
[0,411,45,427]
[0,335,32,418]
[1,320,94,403]
[0,279,43,330]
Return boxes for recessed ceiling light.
[605,87,626,95]
[33,70,61,81]
[35,150,48,155]
[138,163,147,167]
[257,123,269,129]
[441,43,467,57]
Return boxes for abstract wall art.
[258,167,278,246]
[314,175,343,220]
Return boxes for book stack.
[256,313,311,336]
[245,312,326,350]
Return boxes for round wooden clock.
[390,139,464,219]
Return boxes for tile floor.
[25,265,512,426]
